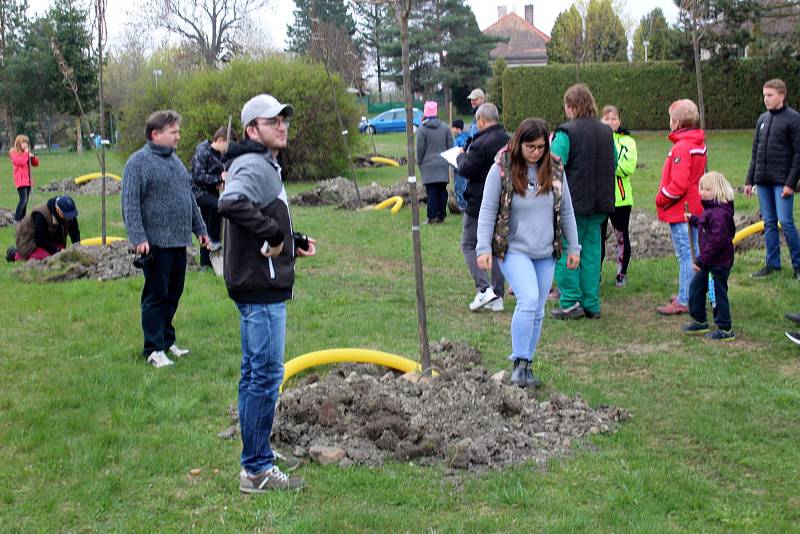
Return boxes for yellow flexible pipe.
[370,156,400,167]
[374,195,404,215]
[74,172,122,185]
[733,221,772,246]
[79,236,125,246]
[281,348,424,390]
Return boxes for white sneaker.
[469,287,498,311]
[147,350,174,368]
[168,344,190,357]
[484,297,504,312]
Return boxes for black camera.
[294,233,310,252]
[133,253,151,269]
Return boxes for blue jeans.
[454,174,467,210]
[499,253,555,362]
[669,223,699,306]
[757,184,800,270]
[235,301,286,475]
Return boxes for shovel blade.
[210,249,224,276]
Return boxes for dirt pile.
[291,177,425,210]
[244,341,631,472]
[38,177,121,196]
[0,208,14,227]
[605,210,762,259]
[15,241,138,282]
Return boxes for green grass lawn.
[1,133,799,532]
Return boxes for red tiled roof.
[483,12,550,61]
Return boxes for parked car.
[359,107,423,134]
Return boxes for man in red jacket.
[655,99,707,315]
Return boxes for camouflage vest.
[491,148,564,260]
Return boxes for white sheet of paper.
[440,147,462,169]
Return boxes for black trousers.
[15,186,30,222]
[689,265,731,330]
[195,193,221,267]
[141,247,187,356]
[425,183,448,221]
[600,205,632,276]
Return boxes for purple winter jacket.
[689,199,735,269]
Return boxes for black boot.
[524,365,542,388]
[510,359,526,386]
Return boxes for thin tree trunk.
[398,0,431,375]
[76,117,83,154]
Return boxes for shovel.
[685,201,696,264]
[209,115,232,277]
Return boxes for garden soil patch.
[221,341,630,472]
[38,177,121,196]
[0,208,13,227]
[291,177,426,210]
[14,241,200,282]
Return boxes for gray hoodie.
[476,162,581,259]
[416,117,453,185]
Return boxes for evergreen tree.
[287,0,357,55]
[546,6,586,64]
[0,0,29,143]
[352,1,392,94]
[584,0,628,62]
[632,8,680,61]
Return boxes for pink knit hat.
[424,101,438,118]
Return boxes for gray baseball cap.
[241,94,295,127]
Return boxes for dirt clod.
[291,177,426,210]
[38,177,121,196]
[0,208,14,227]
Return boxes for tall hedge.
[119,56,359,181]
[502,59,800,131]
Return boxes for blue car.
[359,107,423,134]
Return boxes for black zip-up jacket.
[746,105,800,189]
[456,124,510,217]
[218,140,297,304]
[190,140,224,198]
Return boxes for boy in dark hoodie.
[682,171,736,340]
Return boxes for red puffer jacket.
[655,128,707,223]
[9,150,39,188]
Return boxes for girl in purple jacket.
[682,171,736,340]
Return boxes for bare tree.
[679,0,708,131]
[135,0,269,67]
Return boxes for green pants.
[554,212,606,314]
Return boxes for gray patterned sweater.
[122,142,207,247]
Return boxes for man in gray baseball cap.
[219,94,315,493]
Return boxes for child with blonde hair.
[682,171,736,340]
[9,134,40,222]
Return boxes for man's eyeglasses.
[256,118,291,129]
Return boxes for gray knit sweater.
[122,142,207,247]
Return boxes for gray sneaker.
[240,465,304,493]
[550,302,585,320]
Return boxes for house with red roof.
[483,4,550,67]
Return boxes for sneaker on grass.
[704,329,735,341]
[147,350,173,368]
[550,302,584,320]
[484,297,504,312]
[785,331,800,346]
[469,287,498,312]
[168,344,190,357]
[682,320,710,335]
[240,465,304,493]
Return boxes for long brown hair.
[564,84,597,118]
[507,118,553,196]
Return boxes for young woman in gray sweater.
[476,118,581,387]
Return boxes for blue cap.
[56,195,78,220]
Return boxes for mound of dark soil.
[0,208,14,227]
[38,177,121,196]
[291,177,426,210]
[219,341,631,472]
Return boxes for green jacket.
[612,129,637,207]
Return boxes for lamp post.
[643,40,650,62]
[153,69,163,91]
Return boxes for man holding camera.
[218,94,316,493]
[122,110,209,369]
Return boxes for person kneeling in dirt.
[219,94,316,493]
[7,195,80,262]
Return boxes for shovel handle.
[685,201,696,263]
